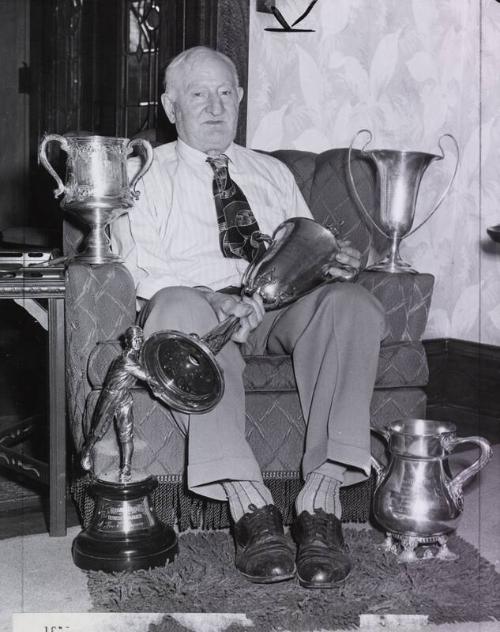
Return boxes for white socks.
[222,480,274,522]
[295,471,342,519]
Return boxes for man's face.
[162,54,243,155]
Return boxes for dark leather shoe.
[294,509,352,588]
[233,504,296,584]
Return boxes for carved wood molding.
[217,0,250,145]
[0,420,35,446]
[0,445,48,484]
[0,283,65,297]
[37,0,85,136]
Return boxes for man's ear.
[237,86,244,104]
[161,93,176,123]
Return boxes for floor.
[0,414,499,632]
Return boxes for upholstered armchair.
[67,148,434,529]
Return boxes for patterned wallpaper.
[247,0,500,344]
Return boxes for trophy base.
[72,475,178,572]
[65,206,126,266]
[366,251,418,274]
[382,531,458,563]
[366,240,418,274]
[69,251,124,266]
[141,330,224,414]
[367,260,418,274]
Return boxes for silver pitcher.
[140,217,352,414]
[371,418,492,562]
[39,134,153,264]
[348,129,459,273]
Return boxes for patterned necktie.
[206,154,266,262]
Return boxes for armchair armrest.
[65,261,136,449]
[356,270,434,343]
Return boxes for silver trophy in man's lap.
[39,134,153,264]
[141,217,353,415]
[348,129,460,273]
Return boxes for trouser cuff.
[303,440,371,487]
[188,456,265,501]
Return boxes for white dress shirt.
[111,139,312,300]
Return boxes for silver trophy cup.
[39,134,153,264]
[348,129,459,273]
[140,217,353,415]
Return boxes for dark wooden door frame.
[29,0,251,148]
[215,0,250,146]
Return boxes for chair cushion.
[87,339,428,391]
[270,148,375,268]
[243,341,428,391]
[85,385,427,477]
[357,271,434,342]
[66,261,136,449]
[267,150,317,206]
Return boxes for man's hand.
[205,291,265,344]
[326,239,361,281]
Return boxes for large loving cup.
[348,130,459,273]
[39,134,153,264]
[141,217,352,415]
[371,419,492,562]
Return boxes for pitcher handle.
[443,434,492,498]
[370,425,390,486]
[348,129,387,239]
[127,138,154,199]
[406,133,460,237]
[38,133,69,198]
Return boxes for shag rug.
[87,528,500,631]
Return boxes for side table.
[0,264,66,536]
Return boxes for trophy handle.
[239,232,274,289]
[38,133,69,198]
[347,129,388,239]
[127,138,154,199]
[369,425,390,487]
[406,133,460,237]
[443,435,492,499]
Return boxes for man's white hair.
[163,46,240,98]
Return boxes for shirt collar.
[176,138,240,174]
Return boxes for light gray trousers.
[140,282,386,501]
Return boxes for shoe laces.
[301,509,339,546]
[245,504,281,539]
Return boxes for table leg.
[48,297,66,536]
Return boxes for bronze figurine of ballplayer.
[81,325,156,483]
[72,325,178,572]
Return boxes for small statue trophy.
[71,326,178,572]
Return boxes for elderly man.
[112,46,385,588]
